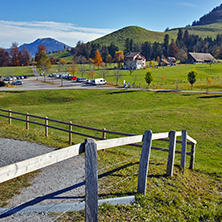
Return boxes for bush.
[0,81,6,87]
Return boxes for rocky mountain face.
[192,4,222,26]
[19,38,71,56]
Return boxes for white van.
[91,78,107,85]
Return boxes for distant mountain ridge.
[192,4,222,26]
[19,38,71,56]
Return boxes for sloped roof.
[124,52,145,59]
[189,52,216,62]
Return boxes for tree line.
[0,43,30,67]
[2,28,222,68]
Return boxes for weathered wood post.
[102,128,106,151]
[167,130,176,176]
[85,138,98,222]
[45,117,48,137]
[102,128,106,140]
[26,113,29,130]
[181,130,187,174]
[9,110,11,124]
[69,121,72,145]
[189,144,195,170]
[137,130,152,195]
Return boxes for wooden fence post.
[69,121,72,145]
[181,129,187,174]
[102,128,106,140]
[45,117,48,137]
[85,138,98,222]
[137,130,152,195]
[189,144,195,170]
[9,110,11,124]
[167,130,176,176]
[26,113,29,130]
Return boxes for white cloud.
[177,2,196,7]
[0,20,114,48]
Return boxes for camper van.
[91,78,107,85]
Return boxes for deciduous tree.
[188,69,197,90]
[145,69,154,89]
[114,51,124,69]
[0,49,10,67]
[36,51,51,77]
[168,40,179,57]
[10,42,19,66]
[94,50,103,68]
[67,62,78,75]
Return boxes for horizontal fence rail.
[0,109,197,147]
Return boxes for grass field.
[0,66,33,78]
[49,62,222,91]
[1,62,222,92]
[0,88,221,221]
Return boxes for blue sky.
[0,0,221,48]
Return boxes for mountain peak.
[19,38,71,56]
[192,4,222,26]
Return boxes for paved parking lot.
[0,76,111,91]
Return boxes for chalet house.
[187,52,216,64]
[124,52,146,70]
[160,57,177,66]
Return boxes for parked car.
[71,76,77,81]
[3,77,12,81]
[91,78,107,85]
[12,80,23,85]
[86,79,93,84]
[76,77,87,82]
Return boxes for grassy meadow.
[49,62,222,91]
[0,63,222,220]
[0,88,221,221]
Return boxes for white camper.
[91,78,107,85]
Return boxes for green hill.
[91,26,172,50]
[90,22,222,51]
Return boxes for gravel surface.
[0,138,85,221]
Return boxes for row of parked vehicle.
[74,77,107,85]
[3,75,27,81]
[47,73,107,85]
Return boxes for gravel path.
[0,138,85,221]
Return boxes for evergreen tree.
[108,43,119,58]
[163,34,169,57]
[125,38,130,53]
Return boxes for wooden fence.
[0,109,197,221]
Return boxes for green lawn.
[49,63,222,91]
[0,74,221,220]
[0,66,33,78]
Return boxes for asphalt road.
[0,75,221,94]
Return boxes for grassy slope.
[0,89,221,220]
[89,26,172,50]
[168,22,222,39]
[91,23,222,50]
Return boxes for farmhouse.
[187,52,216,64]
[124,52,146,70]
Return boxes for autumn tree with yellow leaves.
[94,50,103,68]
